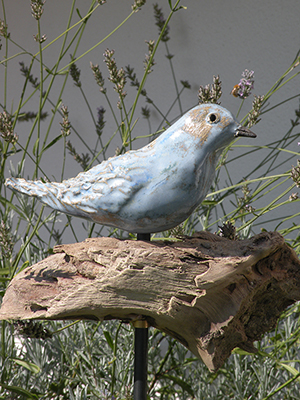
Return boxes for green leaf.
[103,330,114,350]
[232,348,254,356]
[0,277,10,282]
[279,362,300,381]
[0,198,31,222]
[76,8,82,19]
[201,200,221,206]
[0,268,10,275]
[42,135,63,153]
[162,374,194,396]
[0,382,39,399]
[32,138,39,156]
[17,261,30,274]
[12,358,41,374]
[233,348,270,358]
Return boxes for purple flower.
[232,69,254,99]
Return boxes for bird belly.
[110,153,218,233]
[96,164,205,233]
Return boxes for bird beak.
[235,125,257,138]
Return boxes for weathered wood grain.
[1,231,299,371]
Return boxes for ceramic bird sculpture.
[5,104,256,234]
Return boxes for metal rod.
[133,321,149,400]
[134,233,150,398]
[137,233,151,241]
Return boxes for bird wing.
[5,149,151,221]
[57,156,146,216]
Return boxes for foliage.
[1,0,300,398]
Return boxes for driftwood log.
[1,231,300,371]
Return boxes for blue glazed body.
[5,104,256,233]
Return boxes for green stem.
[263,53,300,102]
[33,2,100,60]
[262,372,300,400]
[236,98,245,119]
[236,182,294,233]
[111,322,122,396]
[1,320,5,366]
[57,10,135,75]
[155,86,187,133]
[206,173,289,198]
[11,205,45,278]
[51,320,80,335]
[165,42,182,115]
[34,19,44,179]
[40,0,79,159]
[148,339,176,393]
[127,0,183,137]
[1,0,8,109]
[79,86,106,159]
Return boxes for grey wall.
[1,0,300,241]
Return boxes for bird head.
[181,103,256,152]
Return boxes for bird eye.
[207,113,220,124]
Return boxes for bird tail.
[5,177,66,213]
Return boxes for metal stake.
[137,233,151,241]
[133,320,149,400]
[133,233,150,399]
